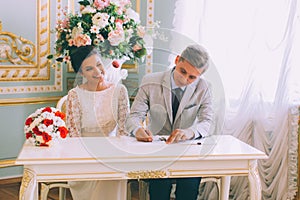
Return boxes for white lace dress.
[66,84,129,200]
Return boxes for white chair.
[198,177,221,200]
[40,182,70,200]
[56,95,68,114]
[40,95,70,200]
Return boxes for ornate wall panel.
[0,0,63,94]
[145,0,154,74]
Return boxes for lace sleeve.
[116,84,130,136]
[66,89,82,137]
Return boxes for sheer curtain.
[172,0,300,199]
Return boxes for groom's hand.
[135,127,153,142]
[166,129,194,144]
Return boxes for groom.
[126,44,214,200]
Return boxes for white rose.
[108,30,125,46]
[92,13,110,29]
[81,5,96,14]
[28,137,36,144]
[31,118,41,128]
[54,117,65,127]
[41,112,54,119]
[24,126,30,133]
[38,124,47,132]
[125,8,140,23]
[108,29,125,46]
[44,125,54,134]
[111,0,130,9]
[35,135,44,144]
[126,29,133,41]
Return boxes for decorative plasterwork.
[0,23,37,68]
[127,170,166,179]
[0,0,63,94]
[19,168,36,200]
[145,0,154,74]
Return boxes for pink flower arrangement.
[49,0,148,63]
[24,107,68,147]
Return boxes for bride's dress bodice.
[76,86,116,136]
[66,84,129,137]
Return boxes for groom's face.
[173,56,205,87]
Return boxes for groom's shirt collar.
[171,68,186,91]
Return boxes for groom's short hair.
[180,44,209,70]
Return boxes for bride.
[66,45,130,200]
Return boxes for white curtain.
[172,0,300,199]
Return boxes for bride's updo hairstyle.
[70,46,98,73]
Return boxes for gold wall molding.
[0,159,19,168]
[0,0,63,94]
[145,0,154,74]
[0,23,36,67]
[0,0,50,81]
[0,64,62,94]
[0,96,62,106]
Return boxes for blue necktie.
[172,88,183,120]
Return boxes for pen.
[178,142,202,145]
[144,129,153,142]
[159,137,167,142]
[158,136,201,145]
[145,129,151,136]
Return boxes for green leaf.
[56,57,64,62]
[47,54,54,59]
[78,0,91,6]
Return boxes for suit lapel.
[174,79,197,122]
[162,70,173,123]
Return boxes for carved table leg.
[220,176,231,200]
[19,168,38,200]
[249,160,262,200]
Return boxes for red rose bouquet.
[24,107,68,146]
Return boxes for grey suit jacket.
[126,68,213,138]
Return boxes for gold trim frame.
[67,62,74,73]
[0,0,62,94]
[67,77,76,91]
[122,62,138,73]
[0,96,61,106]
[0,159,19,168]
[145,0,154,74]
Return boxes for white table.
[16,135,267,200]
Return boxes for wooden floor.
[0,178,140,200]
